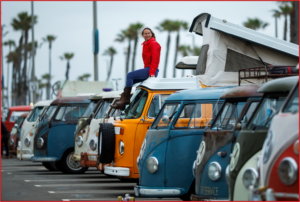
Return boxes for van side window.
[174,104,195,128]
[147,94,169,119]
[42,106,57,122]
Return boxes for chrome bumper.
[248,186,299,201]
[31,156,58,162]
[104,165,130,176]
[134,185,181,197]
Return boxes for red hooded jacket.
[142,37,161,76]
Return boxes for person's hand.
[149,75,155,77]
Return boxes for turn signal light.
[120,128,124,135]
[29,132,33,136]
[96,132,99,137]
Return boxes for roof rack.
[238,65,298,86]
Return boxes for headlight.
[196,141,205,165]
[24,137,31,147]
[139,139,147,160]
[37,138,44,148]
[293,140,299,155]
[278,157,298,185]
[119,141,124,155]
[10,139,14,146]
[76,136,83,147]
[225,165,230,184]
[147,157,159,174]
[89,139,97,151]
[262,130,274,164]
[242,167,259,188]
[208,162,222,181]
[192,160,197,178]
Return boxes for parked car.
[18,100,53,161]
[2,105,31,133]
[9,113,29,156]
[31,96,90,174]
[227,76,298,201]
[134,86,233,200]
[101,78,200,180]
[248,80,299,201]
[190,85,262,201]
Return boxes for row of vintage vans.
[12,12,299,201]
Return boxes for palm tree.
[172,21,188,77]
[243,18,269,30]
[26,41,38,79]
[60,53,74,80]
[156,20,176,78]
[295,1,299,44]
[103,46,117,81]
[279,4,292,41]
[77,73,91,81]
[194,46,201,56]
[115,29,135,79]
[6,50,18,106]
[42,35,56,99]
[270,9,281,38]
[128,23,144,71]
[3,40,16,96]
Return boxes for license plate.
[88,155,96,161]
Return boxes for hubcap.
[66,152,82,170]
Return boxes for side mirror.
[162,115,169,124]
[14,123,18,128]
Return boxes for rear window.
[54,105,87,121]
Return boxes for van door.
[165,101,216,191]
[133,94,170,174]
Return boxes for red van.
[2,106,31,133]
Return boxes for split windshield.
[42,106,57,122]
[247,95,287,130]
[27,107,44,122]
[211,101,246,131]
[152,103,180,129]
[94,99,114,119]
[53,105,87,121]
[81,100,99,118]
[121,89,148,119]
[283,84,299,113]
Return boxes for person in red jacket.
[111,27,161,109]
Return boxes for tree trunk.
[17,34,24,105]
[283,15,287,41]
[131,35,138,71]
[275,17,278,38]
[22,30,29,105]
[290,5,297,43]
[12,62,17,106]
[107,55,114,81]
[65,61,70,80]
[164,32,171,78]
[125,40,131,79]
[48,43,52,99]
[173,31,180,78]
[295,1,299,45]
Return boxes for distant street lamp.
[112,78,122,91]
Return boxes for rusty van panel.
[220,85,263,99]
[51,96,90,105]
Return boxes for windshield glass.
[42,106,57,122]
[283,84,299,113]
[27,107,44,122]
[147,94,170,119]
[15,116,25,127]
[81,100,98,117]
[152,103,180,129]
[247,96,286,130]
[2,109,10,121]
[53,105,87,121]
[95,99,114,119]
[211,101,246,131]
[121,88,148,119]
[9,111,30,122]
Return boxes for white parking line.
[48,190,135,194]
[61,198,181,201]
[48,191,55,194]
[7,173,11,174]
[34,183,136,187]
[25,178,118,182]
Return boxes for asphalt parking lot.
[1,158,181,201]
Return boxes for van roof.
[166,86,235,101]
[8,106,31,111]
[51,96,91,105]
[138,77,200,91]
[258,76,298,93]
[34,100,53,107]
[220,85,263,99]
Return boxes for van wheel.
[42,162,58,171]
[98,123,115,164]
[179,181,195,201]
[57,150,88,174]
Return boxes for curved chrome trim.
[293,140,299,155]
[243,167,259,188]
[225,165,230,184]
[37,138,44,148]
[192,160,197,178]
[119,140,124,155]
[278,157,298,185]
[76,136,83,147]
[89,139,97,151]
[207,161,222,181]
[147,157,159,174]
[24,137,31,147]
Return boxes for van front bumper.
[134,185,184,197]
[31,156,58,162]
[104,165,130,176]
[190,194,229,201]
[80,152,97,167]
[248,186,299,201]
[19,149,33,160]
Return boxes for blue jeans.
[125,67,159,87]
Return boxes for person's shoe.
[111,87,132,109]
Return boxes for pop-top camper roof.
[178,13,299,86]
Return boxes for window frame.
[51,104,88,123]
[147,94,170,119]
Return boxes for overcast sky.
[1,1,290,98]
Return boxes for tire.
[98,123,115,164]
[179,181,195,201]
[58,149,88,174]
[42,162,58,171]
